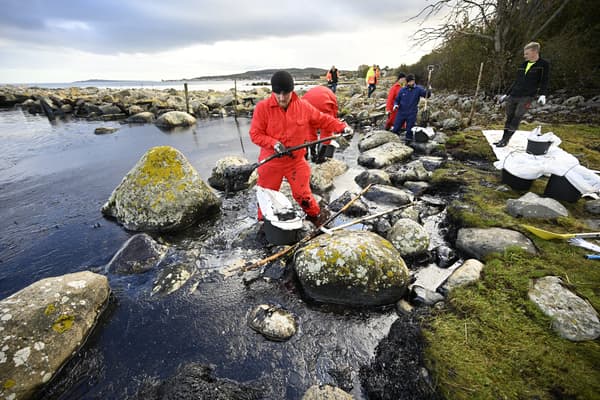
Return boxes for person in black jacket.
[495,42,550,147]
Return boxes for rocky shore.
[1,80,599,399]
[2,79,600,128]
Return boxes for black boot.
[494,130,514,147]
[314,144,328,164]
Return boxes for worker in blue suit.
[391,74,431,143]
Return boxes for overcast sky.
[0,0,441,83]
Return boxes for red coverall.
[249,92,346,218]
[302,85,338,144]
[385,82,405,130]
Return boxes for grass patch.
[425,123,600,399]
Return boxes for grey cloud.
[0,0,425,54]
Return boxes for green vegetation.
[426,124,600,399]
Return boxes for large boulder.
[106,233,168,274]
[456,228,537,260]
[358,142,413,169]
[208,156,253,191]
[294,230,410,306]
[386,218,430,257]
[155,111,196,128]
[102,146,220,232]
[358,131,401,152]
[528,276,600,341]
[310,159,348,194]
[363,184,414,206]
[506,192,569,218]
[0,272,109,400]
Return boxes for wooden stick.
[468,62,484,125]
[184,82,190,114]
[239,184,374,273]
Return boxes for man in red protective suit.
[249,70,352,222]
[385,72,406,130]
[302,85,339,163]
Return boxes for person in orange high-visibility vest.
[385,72,407,130]
[302,85,339,163]
[375,65,381,83]
[366,64,376,98]
[325,65,339,93]
[249,71,352,223]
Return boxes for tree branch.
[530,0,571,40]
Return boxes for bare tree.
[408,0,571,89]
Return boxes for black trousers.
[504,96,533,131]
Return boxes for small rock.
[410,285,445,306]
[106,233,168,274]
[94,127,118,135]
[528,276,600,341]
[155,111,196,128]
[358,131,401,152]
[208,155,252,191]
[456,227,537,260]
[302,385,353,400]
[126,111,155,123]
[310,159,348,194]
[387,218,430,257]
[396,299,414,315]
[403,181,430,196]
[358,142,413,169]
[585,199,600,215]
[389,160,432,184]
[329,191,369,217]
[354,169,391,188]
[441,118,460,130]
[151,262,195,296]
[441,259,484,292]
[506,192,569,218]
[432,245,459,268]
[247,304,297,341]
[563,95,585,106]
[363,184,414,206]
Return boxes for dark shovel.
[223,131,353,192]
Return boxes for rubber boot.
[494,130,514,147]
[314,144,328,164]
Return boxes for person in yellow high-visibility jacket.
[365,64,377,98]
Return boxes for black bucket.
[323,144,335,158]
[526,140,552,155]
[543,174,582,203]
[414,130,430,143]
[502,169,534,191]
[263,219,301,245]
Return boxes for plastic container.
[502,169,534,190]
[543,174,582,203]
[263,219,301,245]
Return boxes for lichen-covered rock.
[529,276,600,341]
[358,142,413,169]
[358,131,401,152]
[208,155,253,191]
[0,271,110,400]
[106,233,168,274]
[294,230,410,306]
[310,159,348,194]
[387,218,430,257]
[247,304,298,341]
[389,160,432,185]
[102,146,220,232]
[302,385,353,400]
[456,228,537,260]
[155,111,196,128]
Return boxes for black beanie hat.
[397,72,406,80]
[406,74,415,82]
[271,70,294,94]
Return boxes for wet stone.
[310,159,349,194]
[363,184,414,206]
[358,130,402,152]
[354,169,391,188]
[410,285,445,306]
[584,199,600,215]
[441,259,484,294]
[357,142,413,169]
[151,261,195,296]
[329,191,369,217]
[506,192,569,219]
[94,126,118,135]
[136,363,263,400]
[247,304,298,341]
[403,181,430,196]
[126,111,155,123]
[155,111,196,128]
[432,245,459,269]
[208,155,252,192]
[387,218,430,258]
[106,233,168,274]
